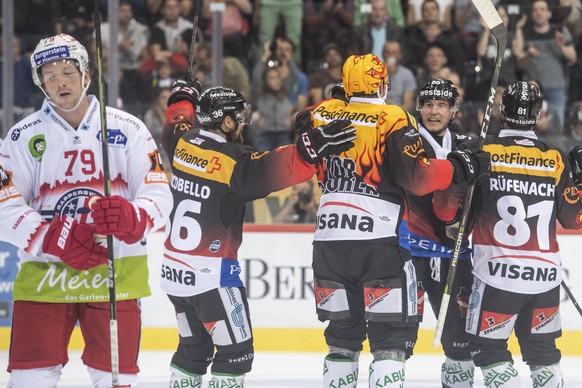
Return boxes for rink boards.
[1,226,581,355]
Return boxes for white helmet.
[30,34,91,112]
[30,34,89,87]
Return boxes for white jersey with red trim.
[0,96,172,303]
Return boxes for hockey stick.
[562,280,582,317]
[432,0,508,347]
[93,0,121,385]
[186,0,203,82]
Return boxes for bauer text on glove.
[42,217,108,270]
[90,195,150,244]
[296,119,356,163]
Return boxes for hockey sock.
[169,368,202,388]
[481,361,520,388]
[441,357,475,387]
[208,372,245,387]
[323,354,359,388]
[8,366,62,388]
[530,363,564,388]
[368,349,405,388]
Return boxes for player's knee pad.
[169,367,203,388]
[208,373,245,387]
[372,349,405,363]
[7,365,63,388]
[87,366,138,388]
[441,357,475,388]
[368,358,405,388]
[530,363,564,388]
[323,354,359,388]
[481,361,520,388]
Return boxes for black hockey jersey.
[160,101,316,296]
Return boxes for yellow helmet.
[342,54,389,97]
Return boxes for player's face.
[40,59,87,111]
[420,99,452,133]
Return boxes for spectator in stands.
[383,39,417,112]
[189,41,252,102]
[144,87,172,166]
[59,1,96,49]
[528,79,562,135]
[454,0,501,63]
[415,43,450,89]
[202,0,253,68]
[0,35,38,130]
[516,0,577,132]
[15,0,62,52]
[96,0,150,116]
[254,0,303,63]
[568,101,582,140]
[476,4,521,96]
[403,0,464,77]
[272,180,319,223]
[406,0,453,28]
[254,67,295,151]
[251,36,308,112]
[308,43,344,105]
[354,0,403,58]
[144,0,192,76]
[354,0,405,27]
[302,0,354,73]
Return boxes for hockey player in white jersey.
[0,34,172,387]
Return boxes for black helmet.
[416,79,460,112]
[500,81,542,129]
[196,87,252,128]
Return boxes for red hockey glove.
[167,79,202,108]
[91,196,149,244]
[296,119,356,164]
[448,149,491,184]
[42,217,108,270]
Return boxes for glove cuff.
[117,207,149,244]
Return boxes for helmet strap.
[44,71,91,113]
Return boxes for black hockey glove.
[448,149,491,184]
[296,119,356,164]
[568,146,582,186]
[167,79,202,107]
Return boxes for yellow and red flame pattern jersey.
[470,130,582,294]
[309,96,454,245]
[160,101,316,296]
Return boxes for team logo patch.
[515,138,534,146]
[562,186,579,205]
[209,240,221,253]
[43,188,101,222]
[203,320,233,346]
[96,128,127,146]
[28,135,47,161]
[531,306,560,333]
[479,311,516,338]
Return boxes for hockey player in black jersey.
[437,81,582,387]
[407,79,476,387]
[159,81,356,387]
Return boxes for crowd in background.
[1,0,582,155]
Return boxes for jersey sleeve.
[228,145,317,202]
[385,109,454,196]
[124,115,173,235]
[0,132,49,255]
[162,100,197,165]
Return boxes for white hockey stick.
[432,0,508,347]
[93,0,121,385]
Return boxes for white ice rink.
[1,351,581,387]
